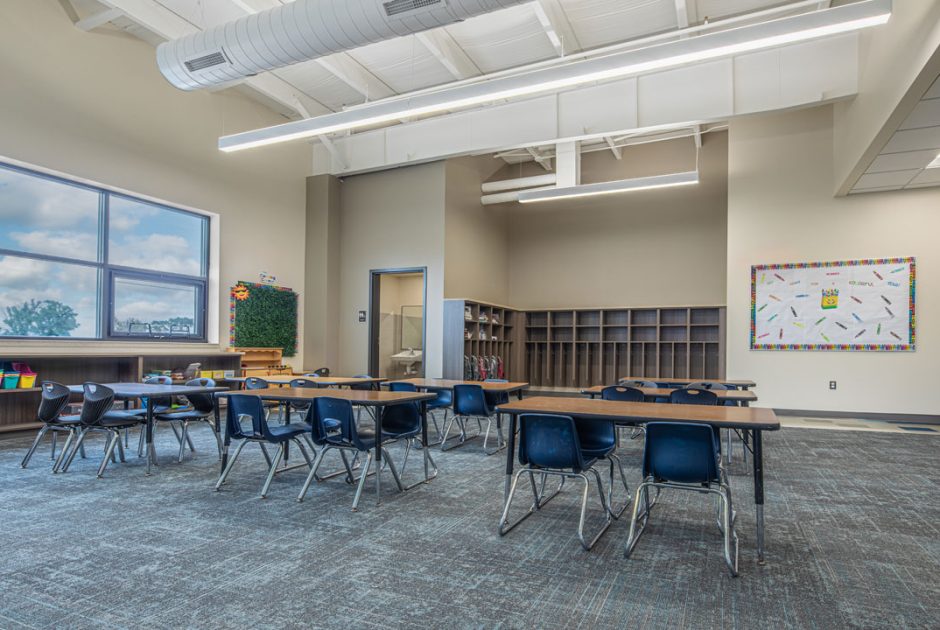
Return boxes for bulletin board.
[750,257,915,351]
[230,282,298,357]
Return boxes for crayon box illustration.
[821,288,839,310]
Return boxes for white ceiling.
[851,73,940,194]
[69,0,810,115]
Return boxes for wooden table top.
[581,385,757,402]
[390,378,529,392]
[224,375,388,386]
[68,383,228,398]
[496,396,779,430]
[618,377,757,388]
[220,387,435,407]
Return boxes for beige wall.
[728,106,940,414]
[304,176,341,371]
[833,0,940,193]
[505,133,728,309]
[0,1,310,365]
[335,163,446,376]
[444,156,510,304]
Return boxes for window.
[0,161,210,341]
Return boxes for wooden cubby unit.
[443,300,524,381]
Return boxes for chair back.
[454,384,492,416]
[389,382,417,392]
[518,414,586,471]
[381,401,422,436]
[244,377,269,390]
[80,383,116,426]
[145,375,173,385]
[183,378,217,413]
[669,388,718,406]
[225,394,267,440]
[643,422,719,484]
[38,381,72,423]
[310,397,362,447]
[483,378,510,406]
[601,385,645,402]
[687,381,728,391]
[309,367,330,377]
[619,379,659,388]
[290,378,320,389]
[348,374,375,391]
[143,375,173,407]
[432,387,453,407]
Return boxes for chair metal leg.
[352,450,373,511]
[211,421,224,459]
[258,443,273,468]
[116,433,126,463]
[214,440,248,490]
[439,413,461,451]
[50,430,57,460]
[52,429,75,473]
[605,454,631,519]
[137,425,146,458]
[97,432,120,478]
[259,444,285,499]
[577,468,613,551]
[20,426,49,468]
[381,447,405,492]
[60,429,89,473]
[624,480,654,558]
[297,446,332,502]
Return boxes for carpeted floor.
[1,423,938,629]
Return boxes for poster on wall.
[750,257,915,351]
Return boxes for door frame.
[368,267,427,378]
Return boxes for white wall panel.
[557,79,637,138]
[637,60,733,128]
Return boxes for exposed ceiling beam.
[56,0,80,23]
[693,125,702,149]
[604,136,622,160]
[75,7,123,31]
[415,30,481,81]
[526,147,553,171]
[674,0,690,29]
[95,0,332,119]
[317,135,348,170]
[532,0,580,57]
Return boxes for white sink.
[390,350,422,375]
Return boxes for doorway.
[369,268,426,379]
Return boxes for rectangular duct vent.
[383,0,444,17]
[184,51,229,72]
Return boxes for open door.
[369,268,426,378]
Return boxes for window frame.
[0,160,211,343]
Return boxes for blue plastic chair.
[687,382,747,464]
[498,414,617,550]
[619,378,669,402]
[669,388,718,406]
[214,394,313,498]
[21,381,77,471]
[154,378,221,463]
[296,397,407,510]
[600,385,645,402]
[624,422,738,576]
[442,384,502,454]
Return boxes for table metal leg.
[374,405,383,505]
[753,429,765,564]
[215,397,229,473]
[504,414,517,503]
[146,398,155,475]
[421,400,430,483]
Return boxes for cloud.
[109,233,202,276]
[0,256,98,337]
[0,169,98,230]
[10,231,98,260]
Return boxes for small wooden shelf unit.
[444,300,726,389]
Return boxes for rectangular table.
[68,382,229,475]
[388,378,528,398]
[496,396,779,563]
[582,385,758,405]
[224,375,388,388]
[219,387,437,504]
[618,377,757,390]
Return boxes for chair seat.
[325,429,377,450]
[427,399,451,410]
[52,414,83,426]
[529,456,598,474]
[579,443,616,459]
[155,410,212,422]
[265,422,310,442]
[99,411,147,428]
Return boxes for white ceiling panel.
[444,4,557,73]
[867,149,940,173]
[694,0,793,21]
[923,75,940,100]
[880,126,940,154]
[563,0,679,50]
[898,98,940,130]
[152,0,244,28]
[907,167,940,187]
[274,61,365,111]
[854,170,921,190]
[346,37,455,94]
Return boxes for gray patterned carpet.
[0,423,938,629]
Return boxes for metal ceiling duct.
[156,0,529,91]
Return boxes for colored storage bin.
[19,374,37,388]
[3,373,20,389]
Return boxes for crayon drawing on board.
[750,257,915,351]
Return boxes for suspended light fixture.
[219,0,892,153]
[517,171,699,203]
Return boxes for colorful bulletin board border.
[229,281,298,356]
[750,257,915,351]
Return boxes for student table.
[388,378,528,398]
[224,375,388,388]
[67,382,228,475]
[617,377,757,390]
[496,396,780,563]
[218,387,437,504]
[582,385,758,405]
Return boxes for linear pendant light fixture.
[517,171,700,203]
[219,0,892,152]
